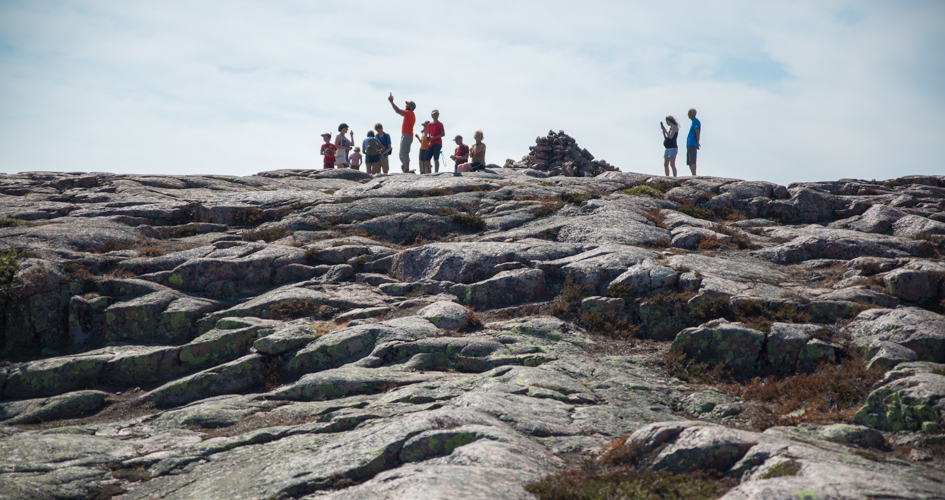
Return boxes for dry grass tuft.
[723,357,883,430]
[641,208,666,228]
[465,307,483,329]
[532,202,564,217]
[525,467,736,500]
[269,301,335,320]
[550,278,585,316]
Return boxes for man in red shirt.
[450,135,468,173]
[388,93,416,173]
[427,110,445,173]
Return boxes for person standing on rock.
[334,123,354,168]
[661,115,679,177]
[374,123,392,174]
[319,133,336,169]
[415,121,431,174]
[388,93,416,173]
[686,108,701,176]
[450,135,468,173]
[459,130,486,172]
[427,110,445,173]
[363,130,382,175]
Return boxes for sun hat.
[422,120,431,125]
[321,133,331,138]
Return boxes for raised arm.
[388,93,405,116]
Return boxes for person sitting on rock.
[319,133,336,169]
[450,135,468,173]
[415,121,432,174]
[458,130,486,173]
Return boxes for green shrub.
[676,203,713,219]
[688,296,731,321]
[0,218,25,227]
[623,185,663,199]
[452,213,484,231]
[651,181,680,193]
[233,207,266,225]
[242,227,288,242]
[760,460,801,479]
[0,246,20,288]
[532,202,564,216]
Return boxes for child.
[320,133,336,169]
[414,121,431,174]
[349,147,363,171]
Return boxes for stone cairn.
[504,130,618,177]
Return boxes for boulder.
[140,354,267,408]
[854,372,945,433]
[844,307,945,362]
[418,301,470,330]
[883,260,945,305]
[671,319,765,373]
[451,268,546,308]
[0,390,107,425]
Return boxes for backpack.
[365,138,380,156]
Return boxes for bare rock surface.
[2,168,944,499]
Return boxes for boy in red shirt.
[450,135,468,173]
[320,133,337,169]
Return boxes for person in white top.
[334,123,354,168]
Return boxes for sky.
[0,1,943,186]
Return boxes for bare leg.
[433,157,439,173]
[663,157,670,177]
[689,163,696,176]
[669,157,677,177]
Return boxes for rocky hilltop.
[1,165,945,499]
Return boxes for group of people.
[319,94,486,175]
[660,108,701,177]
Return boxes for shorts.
[323,158,335,169]
[469,162,485,171]
[418,150,427,163]
[399,134,412,164]
[686,146,698,166]
[380,155,389,173]
[366,154,381,164]
[424,144,442,161]
[663,148,678,159]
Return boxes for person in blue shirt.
[686,108,701,176]
[374,123,392,174]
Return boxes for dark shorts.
[470,162,485,171]
[424,144,442,161]
[686,146,698,166]
[366,154,381,163]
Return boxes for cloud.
[0,0,942,184]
